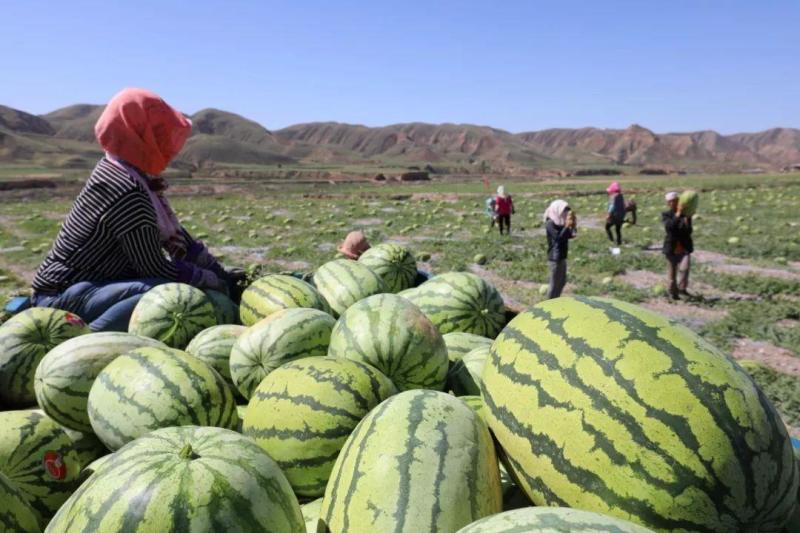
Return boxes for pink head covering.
[607,181,621,194]
[94,88,192,176]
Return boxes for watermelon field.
[1,172,800,532]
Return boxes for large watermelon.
[404,272,505,337]
[185,324,246,384]
[34,332,165,432]
[457,507,654,532]
[240,274,329,326]
[449,345,489,396]
[301,498,323,533]
[357,242,417,293]
[482,296,799,531]
[679,189,699,217]
[230,308,335,399]
[243,357,396,497]
[443,331,492,362]
[0,409,106,527]
[205,289,239,324]
[87,346,239,450]
[0,471,41,533]
[327,293,448,391]
[313,259,387,317]
[46,426,304,533]
[320,390,502,532]
[128,282,217,349]
[0,307,88,407]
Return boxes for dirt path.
[693,250,800,280]
[730,339,800,377]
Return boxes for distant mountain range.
[2,103,799,175]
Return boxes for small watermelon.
[357,243,417,293]
[457,507,654,532]
[448,345,489,396]
[185,324,246,385]
[328,293,448,391]
[679,190,699,217]
[230,308,335,399]
[301,498,323,533]
[128,283,217,349]
[443,332,492,362]
[0,308,88,407]
[314,259,387,317]
[243,357,396,497]
[240,274,329,326]
[47,426,304,532]
[87,346,239,450]
[205,289,239,324]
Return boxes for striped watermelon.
[320,390,502,532]
[185,324,246,384]
[231,308,335,399]
[244,357,396,497]
[449,345,489,396]
[34,332,165,433]
[301,498,323,533]
[128,282,217,349]
[404,272,505,337]
[444,331,492,362]
[240,274,329,326]
[482,296,799,531]
[205,289,239,324]
[460,395,487,418]
[457,507,655,533]
[87,346,239,450]
[313,259,387,317]
[0,409,106,526]
[46,426,304,533]
[357,242,417,293]
[0,471,41,533]
[328,293,448,391]
[0,308,88,407]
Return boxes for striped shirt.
[32,158,180,295]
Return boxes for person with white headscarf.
[543,199,577,299]
[662,191,693,299]
[494,185,515,235]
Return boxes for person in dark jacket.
[605,181,626,245]
[662,191,693,299]
[544,200,577,299]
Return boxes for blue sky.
[2,0,798,133]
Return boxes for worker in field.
[494,185,515,235]
[544,200,577,299]
[605,181,626,246]
[662,191,693,299]
[484,196,498,228]
[28,88,243,331]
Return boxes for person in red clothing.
[494,185,515,235]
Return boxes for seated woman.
[31,88,235,332]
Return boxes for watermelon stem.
[178,443,200,460]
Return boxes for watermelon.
[185,324,246,384]
[443,331,492,362]
[313,259,387,317]
[328,293,448,391]
[231,308,335,399]
[320,390,502,532]
[128,282,217,349]
[46,426,304,533]
[240,274,329,326]
[357,242,417,293]
[34,332,165,433]
[449,345,489,396]
[87,346,239,450]
[0,471,41,533]
[460,395,487,418]
[0,308,88,407]
[482,296,798,531]
[679,189,699,217]
[0,409,106,526]
[205,289,239,324]
[403,272,505,337]
[243,357,396,497]
[457,507,655,533]
[301,498,323,533]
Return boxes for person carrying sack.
[662,191,693,299]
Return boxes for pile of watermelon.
[0,241,798,532]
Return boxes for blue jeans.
[33,278,169,332]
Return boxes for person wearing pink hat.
[605,181,626,246]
